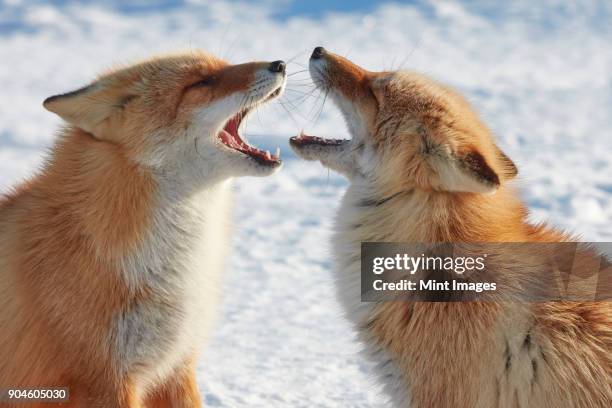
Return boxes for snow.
[0,1,610,406]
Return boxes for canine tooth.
[275,147,280,158]
[265,150,271,159]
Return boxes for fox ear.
[433,148,501,194]
[43,80,132,138]
[495,144,518,179]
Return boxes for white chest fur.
[331,183,546,408]
[331,182,377,325]
[114,180,232,392]
[331,182,412,406]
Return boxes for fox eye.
[188,76,216,89]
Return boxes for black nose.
[311,46,325,59]
[268,60,286,73]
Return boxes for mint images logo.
[361,242,612,302]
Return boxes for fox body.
[291,47,611,407]
[0,51,286,407]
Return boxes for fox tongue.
[225,116,240,138]
[219,129,243,149]
[218,115,281,164]
[218,112,245,149]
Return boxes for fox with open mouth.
[0,51,285,407]
[291,47,611,408]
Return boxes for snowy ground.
[1,1,611,406]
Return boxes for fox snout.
[41,51,288,182]
[268,60,286,73]
[309,46,373,97]
[310,46,325,60]
[297,48,519,194]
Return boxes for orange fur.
[1,51,286,407]
[1,130,151,407]
[293,48,611,407]
[143,358,201,408]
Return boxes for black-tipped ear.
[43,84,93,108]
[43,79,132,138]
[433,148,501,194]
[495,145,518,179]
[459,150,500,188]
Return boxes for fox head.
[44,50,286,185]
[291,47,517,195]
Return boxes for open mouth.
[289,132,346,147]
[218,105,281,166]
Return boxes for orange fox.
[291,47,611,407]
[0,51,286,407]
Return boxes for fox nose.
[311,46,325,59]
[268,60,286,73]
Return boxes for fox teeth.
[265,150,271,159]
[275,147,280,158]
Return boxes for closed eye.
[187,76,216,89]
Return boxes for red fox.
[0,51,286,407]
[291,47,611,407]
